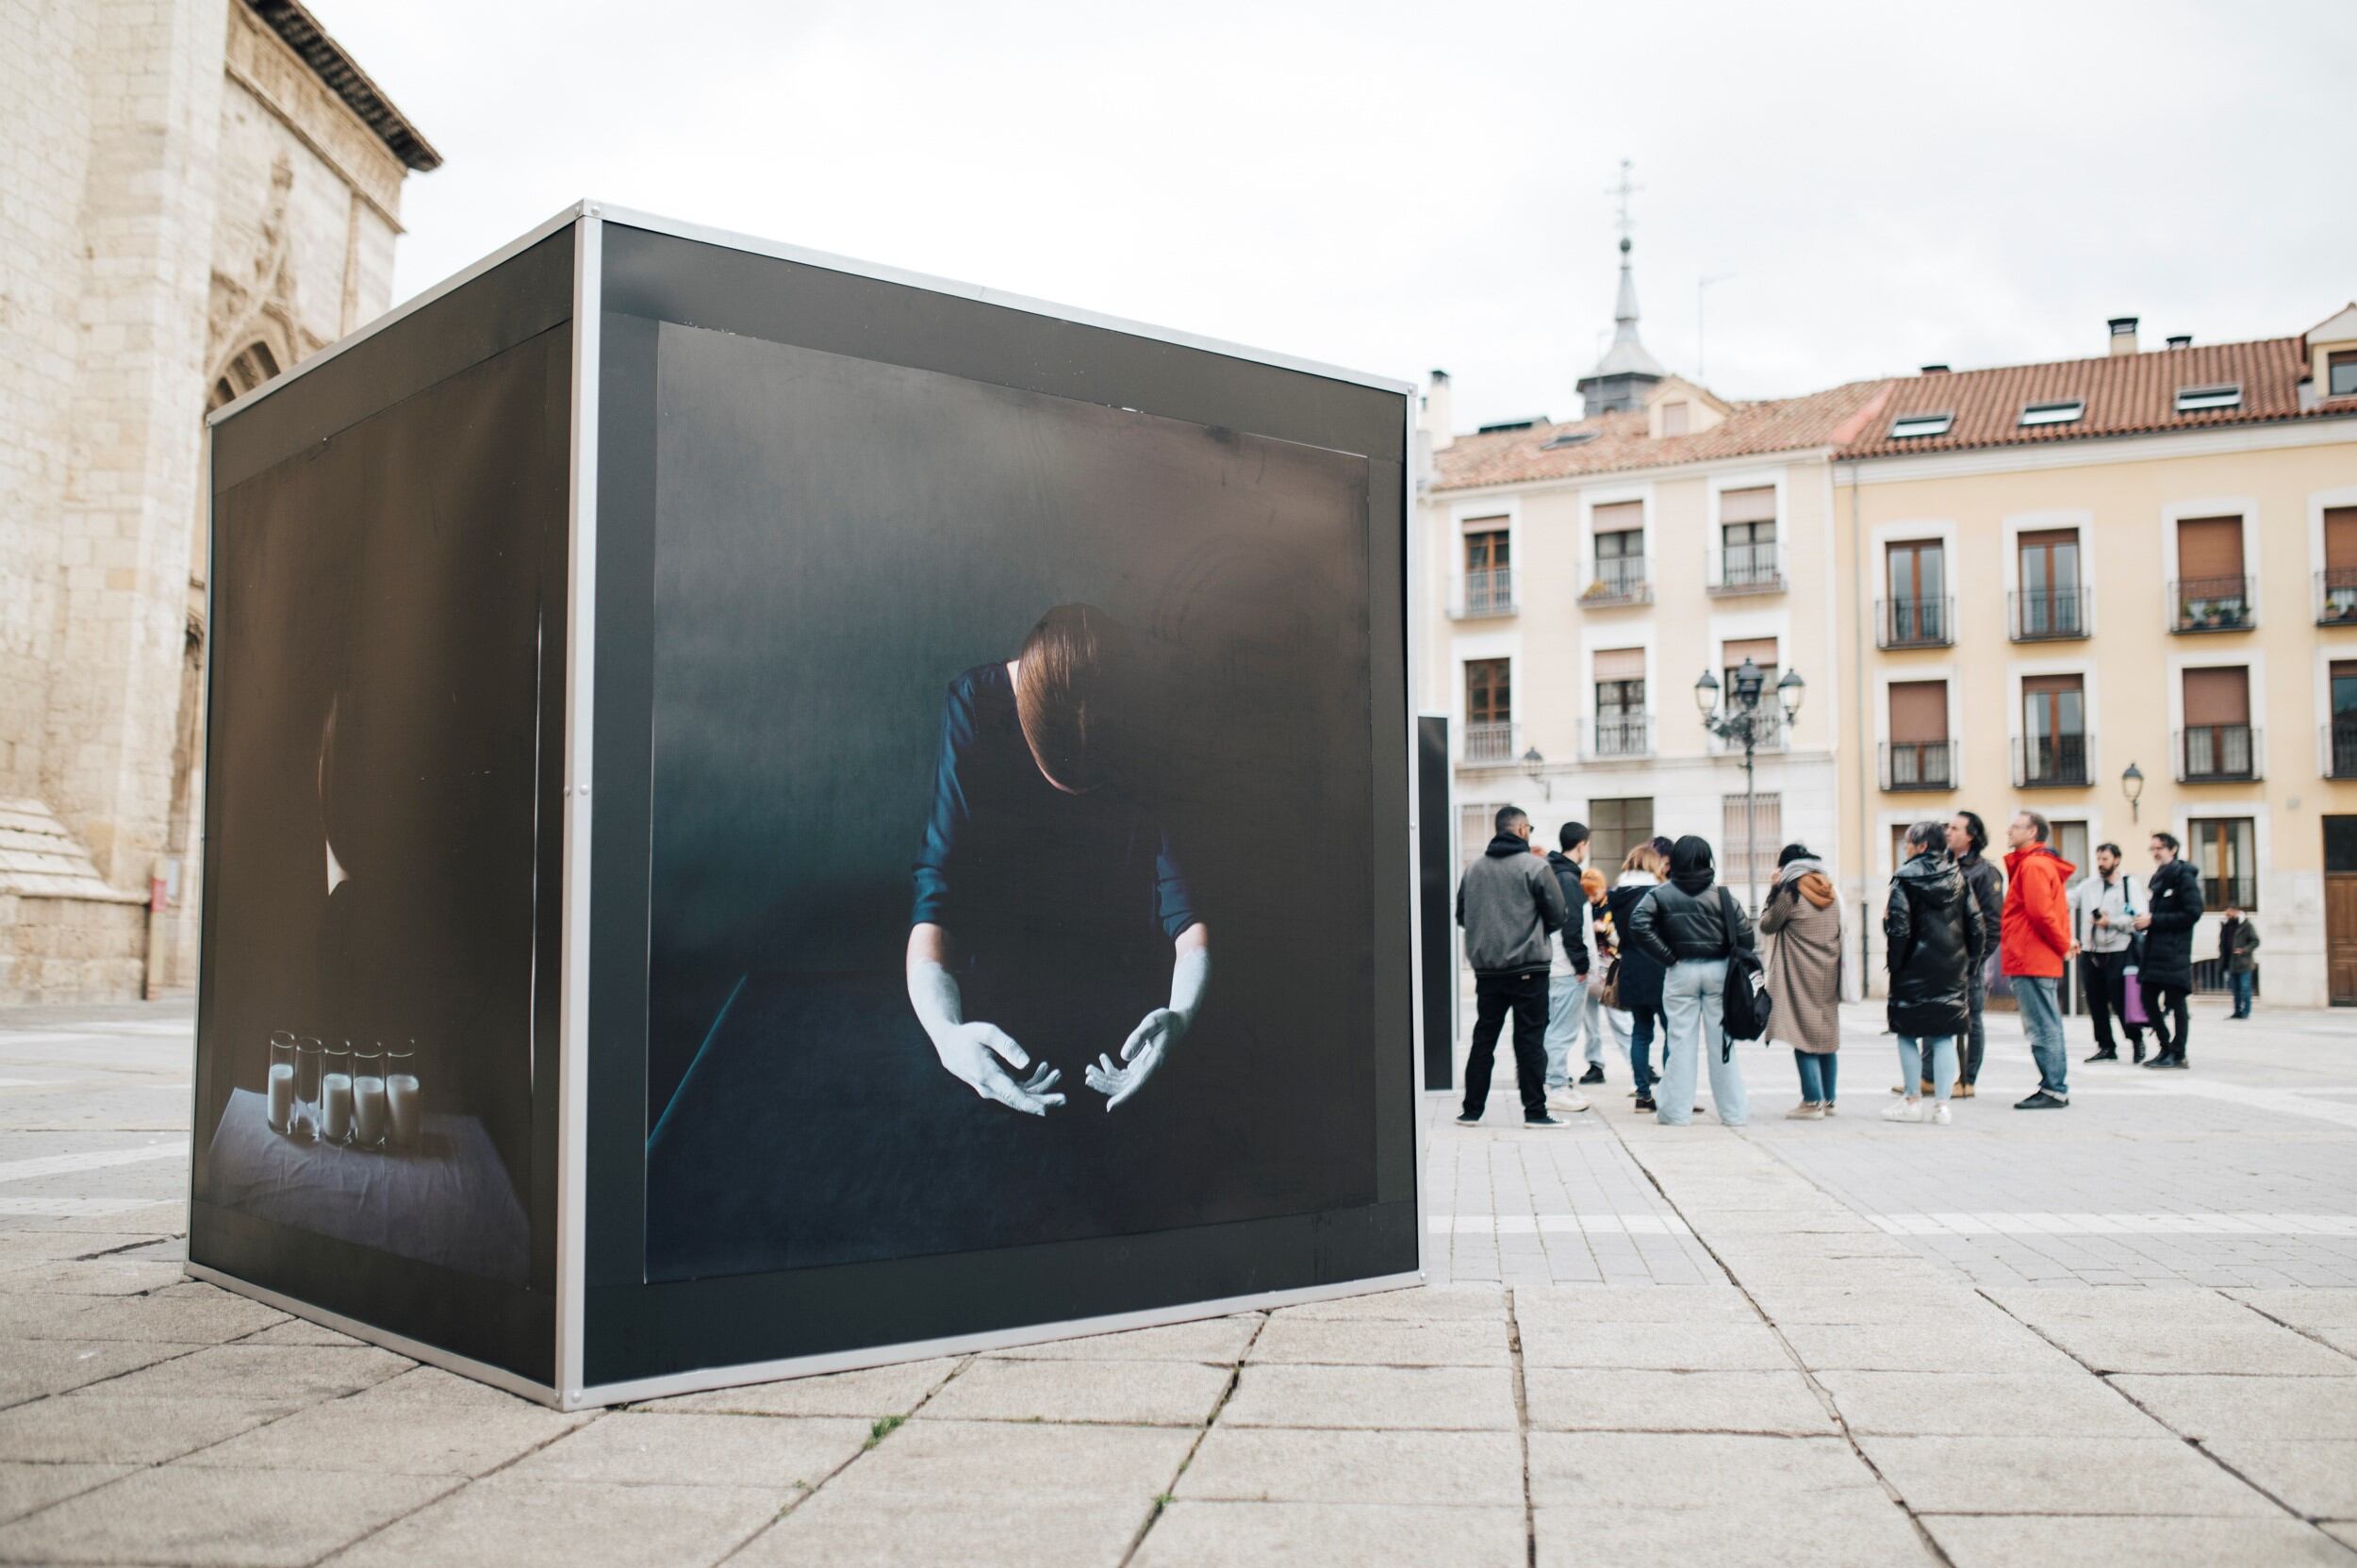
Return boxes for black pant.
[2080,950,2144,1052]
[1466,968,1549,1119]
[1961,968,1986,1084]
[2140,978,2190,1060]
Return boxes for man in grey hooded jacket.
[1456,805,1573,1127]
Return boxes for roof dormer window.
[1889,412,1953,439]
[2019,399,2085,427]
[2175,384,2242,413]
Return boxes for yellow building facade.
[1834,310,2357,1007]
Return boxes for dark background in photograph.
[195,328,564,1281]
[643,324,1378,1282]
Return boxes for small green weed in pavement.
[865,1414,905,1449]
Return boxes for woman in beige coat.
[1758,842,1843,1118]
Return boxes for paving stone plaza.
[2,996,2353,1566]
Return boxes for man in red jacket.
[2003,810,2077,1110]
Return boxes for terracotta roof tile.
[1838,336,2349,458]
[1431,380,1891,491]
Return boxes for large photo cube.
[194,204,1418,1407]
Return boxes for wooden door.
[2329,877,2357,1006]
[2329,816,2357,1006]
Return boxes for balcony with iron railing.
[1881,739,1957,792]
[2169,575,2255,634]
[2325,721,2357,780]
[1876,596,1953,650]
[1578,555,1652,607]
[2318,569,2357,627]
[2199,877,2259,915]
[2176,724,2261,783]
[2009,586,2091,641]
[2014,733,2092,788]
[1706,543,1786,596]
[1461,720,1518,764]
[1447,568,1516,620]
[1583,713,1652,760]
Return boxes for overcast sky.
[322,0,2352,431]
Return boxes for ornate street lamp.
[2121,761,2144,824]
[1523,746,1551,800]
[1697,658,1805,912]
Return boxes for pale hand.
[933,1021,1064,1115]
[1086,1008,1185,1111]
[2132,914,2153,932]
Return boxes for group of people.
[1454,803,2244,1131]
[1455,809,1766,1128]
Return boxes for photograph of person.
[907,604,1210,1115]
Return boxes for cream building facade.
[1418,240,1886,911]
[1,0,437,1002]
[1835,311,2357,1009]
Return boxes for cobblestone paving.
[2,997,2353,1565]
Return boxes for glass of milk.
[266,1032,297,1134]
[386,1043,420,1153]
[352,1042,387,1150]
[321,1041,355,1146]
[292,1037,324,1143]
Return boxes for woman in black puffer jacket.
[1628,836,1754,1128]
[1883,821,1985,1125]
[1604,842,1669,1111]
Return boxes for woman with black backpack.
[1627,835,1754,1127]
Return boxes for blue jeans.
[1795,1050,1838,1104]
[1896,1035,1957,1103]
[1657,958,1748,1127]
[1544,975,1583,1089]
[2015,974,2068,1098]
[1624,1008,1656,1095]
[2229,970,2254,1016]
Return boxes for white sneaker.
[1930,1103,1953,1126]
[1881,1100,1923,1123]
[1546,1089,1590,1114]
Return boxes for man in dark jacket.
[1884,821,1986,1124]
[1944,811,2003,1096]
[1456,806,1574,1127]
[1543,821,1598,1107]
[2135,833,2204,1066]
[2219,907,2261,1019]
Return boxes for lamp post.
[1696,658,1805,912]
[2121,761,2144,824]
[1523,746,1550,801]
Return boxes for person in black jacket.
[2219,906,2261,1018]
[1627,835,1753,1128]
[1943,811,2004,1097]
[1604,842,1670,1112]
[1541,821,1597,1110]
[1883,822,1985,1125]
[2134,833,2204,1067]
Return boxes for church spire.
[1576,158,1667,416]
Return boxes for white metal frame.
[195,200,1426,1411]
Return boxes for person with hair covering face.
[1627,835,1754,1127]
[906,605,1209,1117]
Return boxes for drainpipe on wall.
[1845,461,1873,999]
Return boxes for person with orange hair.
[906,605,1209,1116]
